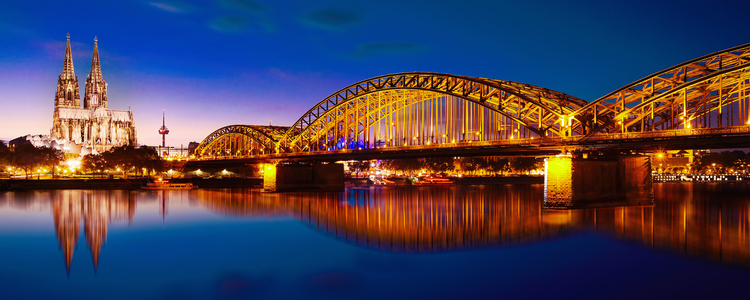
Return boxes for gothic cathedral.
[51,34,136,152]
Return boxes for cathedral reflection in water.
[3,183,750,273]
[52,190,136,273]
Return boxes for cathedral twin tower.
[51,34,136,153]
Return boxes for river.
[1,183,749,299]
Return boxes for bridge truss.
[572,43,750,136]
[195,43,750,159]
[193,125,287,157]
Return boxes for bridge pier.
[544,154,653,209]
[263,163,344,192]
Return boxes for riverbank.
[0,177,263,191]
[345,176,544,186]
[1,176,544,190]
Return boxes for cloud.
[148,1,197,13]
[217,0,267,14]
[208,15,250,33]
[300,9,360,31]
[351,42,427,59]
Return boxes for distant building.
[652,150,694,173]
[50,34,136,153]
[188,141,199,155]
[153,145,190,159]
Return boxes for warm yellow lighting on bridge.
[222,169,228,174]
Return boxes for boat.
[142,180,197,190]
[372,178,399,186]
[412,177,455,186]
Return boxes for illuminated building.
[50,34,136,153]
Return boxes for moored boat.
[412,177,455,186]
[142,180,197,190]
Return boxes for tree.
[487,157,510,175]
[381,158,422,175]
[0,142,9,171]
[10,144,40,178]
[134,146,163,176]
[695,151,749,174]
[424,157,455,174]
[510,157,538,174]
[348,161,371,177]
[37,146,64,176]
[6,144,62,178]
[459,157,490,175]
[82,153,107,173]
[80,146,163,176]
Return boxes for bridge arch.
[278,72,588,153]
[573,43,750,135]
[194,124,288,157]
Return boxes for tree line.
[81,145,163,176]
[693,150,750,173]
[1,143,163,178]
[0,143,64,178]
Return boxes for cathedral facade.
[51,34,136,152]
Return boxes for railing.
[193,125,750,161]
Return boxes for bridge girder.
[278,72,588,153]
[194,124,288,157]
[575,43,750,136]
[194,43,750,160]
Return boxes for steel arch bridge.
[193,124,288,157]
[571,43,750,136]
[194,43,750,160]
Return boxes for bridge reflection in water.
[196,184,750,265]
[9,184,747,273]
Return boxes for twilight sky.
[1,0,749,147]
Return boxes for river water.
[1,183,749,299]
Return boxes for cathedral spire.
[61,33,75,80]
[89,36,102,83]
[84,36,107,109]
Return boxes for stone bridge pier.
[544,154,653,209]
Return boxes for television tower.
[158,110,169,147]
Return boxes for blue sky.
[1,0,749,146]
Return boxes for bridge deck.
[188,125,750,166]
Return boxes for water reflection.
[14,191,137,274]
[196,184,750,266]
[2,183,750,274]
[196,185,574,252]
